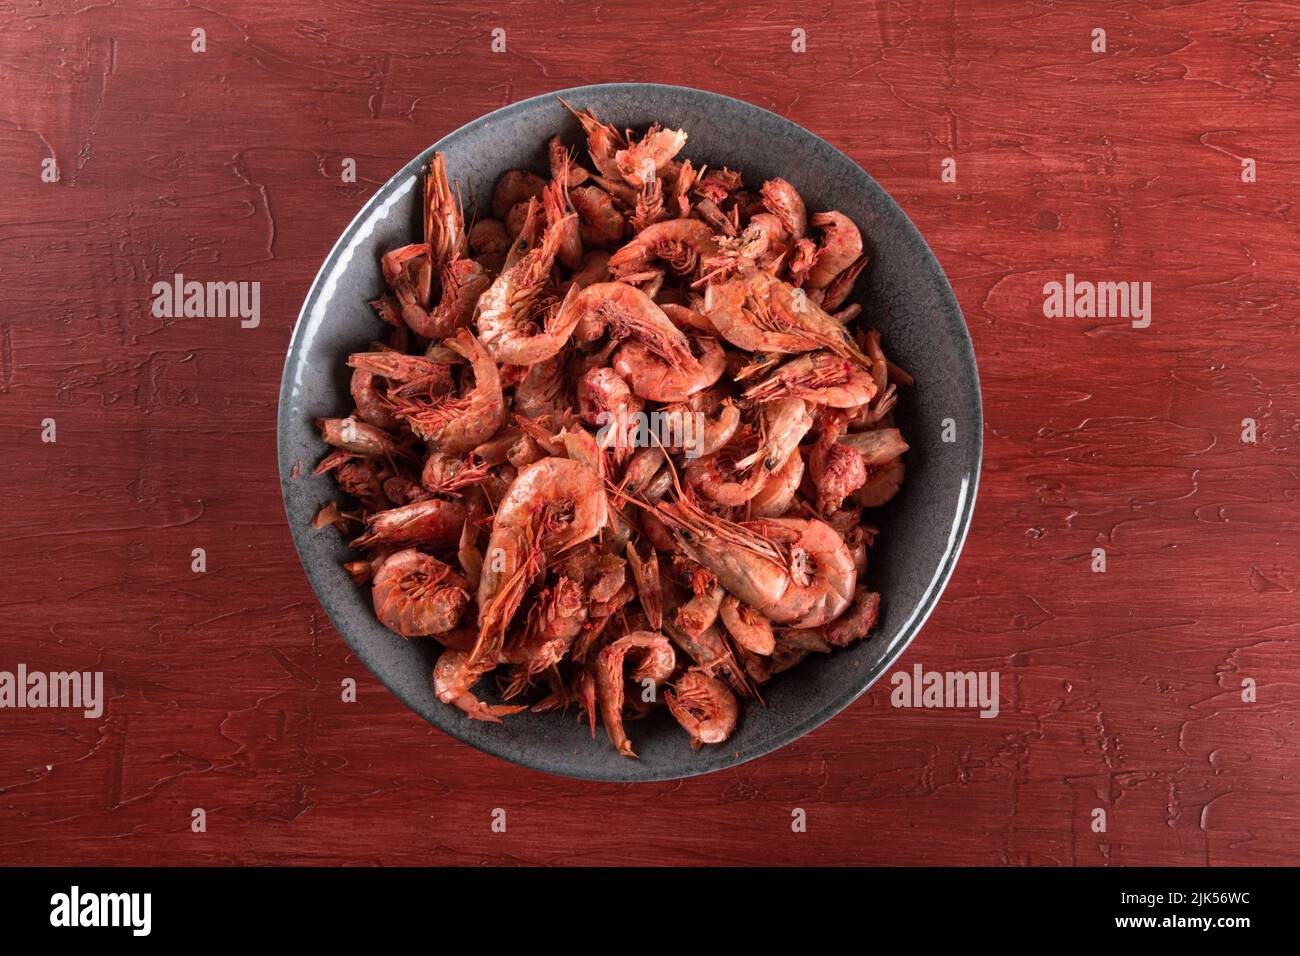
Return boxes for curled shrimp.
[806,211,862,290]
[501,576,587,697]
[381,243,433,332]
[665,670,738,748]
[434,648,527,722]
[608,218,718,280]
[421,257,491,340]
[656,393,740,457]
[579,366,642,462]
[372,548,471,637]
[612,334,724,403]
[476,202,582,365]
[806,587,880,648]
[562,282,699,372]
[596,631,676,758]
[676,581,725,638]
[719,594,776,655]
[350,366,400,430]
[657,497,855,627]
[475,457,609,663]
[388,330,506,454]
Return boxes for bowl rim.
[277,81,983,782]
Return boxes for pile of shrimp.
[313,100,912,757]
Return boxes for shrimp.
[475,457,608,665]
[853,456,905,507]
[350,497,468,549]
[703,272,868,365]
[676,582,725,638]
[840,427,909,467]
[806,212,862,291]
[579,366,642,463]
[561,99,626,179]
[626,538,663,629]
[596,631,676,758]
[656,393,740,458]
[420,452,489,495]
[514,353,569,418]
[491,169,547,220]
[548,135,588,187]
[811,587,880,647]
[381,243,434,333]
[809,409,867,513]
[820,253,869,312]
[615,124,688,187]
[350,367,400,430]
[744,517,857,628]
[719,594,776,655]
[422,257,491,340]
[665,670,738,748]
[608,219,718,280]
[501,576,587,697]
[657,498,855,627]
[371,548,471,637]
[748,445,804,517]
[317,416,411,461]
[684,397,810,505]
[476,205,583,365]
[743,351,878,408]
[629,175,666,233]
[761,177,807,239]
[433,648,527,722]
[563,282,699,372]
[388,330,507,454]
[612,334,724,403]
[424,153,468,266]
[571,185,626,247]
[544,176,583,271]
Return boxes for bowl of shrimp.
[278,83,982,782]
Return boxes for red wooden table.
[2,0,1297,866]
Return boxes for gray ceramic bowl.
[278,83,981,782]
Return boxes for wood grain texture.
[1,0,1297,866]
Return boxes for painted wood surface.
[1,0,1297,866]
